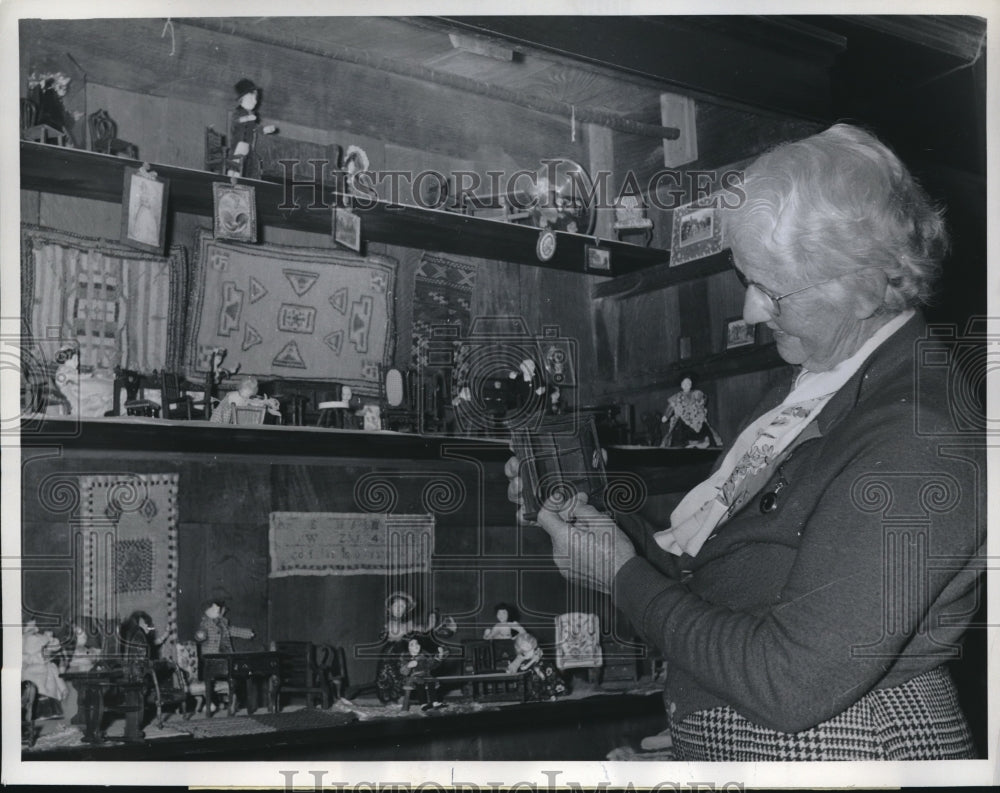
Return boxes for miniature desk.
[202,651,280,716]
[60,669,146,744]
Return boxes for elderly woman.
[507,124,984,760]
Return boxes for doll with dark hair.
[483,602,524,640]
[398,633,448,710]
[226,78,277,178]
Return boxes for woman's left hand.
[505,456,636,594]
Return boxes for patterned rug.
[79,473,179,662]
[186,230,396,395]
[182,709,357,739]
[21,224,188,373]
[410,253,477,369]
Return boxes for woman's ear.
[851,270,889,319]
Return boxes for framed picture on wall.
[213,182,258,243]
[332,207,362,252]
[670,200,722,266]
[121,166,168,253]
[584,244,611,273]
[724,316,757,350]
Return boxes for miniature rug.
[410,252,477,368]
[186,230,396,395]
[181,709,357,739]
[21,224,187,373]
[269,512,434,577]
[79,473,179,662]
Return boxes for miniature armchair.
[88,109,138,159]
[175,640,229,716]
[554,612,603,684]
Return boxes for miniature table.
[202,651,280,716]
[60,669,146,744]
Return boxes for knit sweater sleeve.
[229,625,254,640]
[614,410,983,734]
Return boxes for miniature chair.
[147,658,189,727]
[159,371,205,420]
[204,126,229,174]
[175,640,229,716]
[88,109,139,159]
[21,680,38,748]
[22,96,68,146]
[106,368,161,417]
[273,640,333,710]
[554,612,603,684]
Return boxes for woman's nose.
[742,285,773,325]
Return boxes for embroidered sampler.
[21,225,187,372]
[186,230,396,394]
[78,473,179,661]
[268,512,434,577]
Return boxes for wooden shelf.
[591,248,735,299]
[20,141,670,276]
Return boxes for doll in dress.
[398,634,448,710]
[22,621,68,705]
[506,631,567,701]
[660,373,722,448]
[483,602,524,640]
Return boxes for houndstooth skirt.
[671,666,976,761]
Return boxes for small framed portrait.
[584,244,611,273]
[724,316,757,350]
[670,201,723,266]
[121,166,168,253]
[332,207,362,252]
[213,182,258,243]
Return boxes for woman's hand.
[505,456,636,595]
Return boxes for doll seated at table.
[210,376,281,424]
[506,631,568,701]
[398,634,448,710]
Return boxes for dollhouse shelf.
[19,141,707,278]
[19,415,715,463]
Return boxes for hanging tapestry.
[78,473,179,662]
[21,224,188,373]
[410,253,477,368]
[186,230,396,394]
[268,512,434,577]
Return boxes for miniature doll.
[210,375,281,424]
[119,610,167,662]
[660,373,722,449]
[506,631,568,701]
[383,591,457,644]
[21,621,68,705]
[483,602,524,640]
[226,78,277,179]
[383,591,419,643]
[194,599,255,653]
[398,634,448,710]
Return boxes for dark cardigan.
[615,313,985,733]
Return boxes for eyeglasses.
[733,265,883,317]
